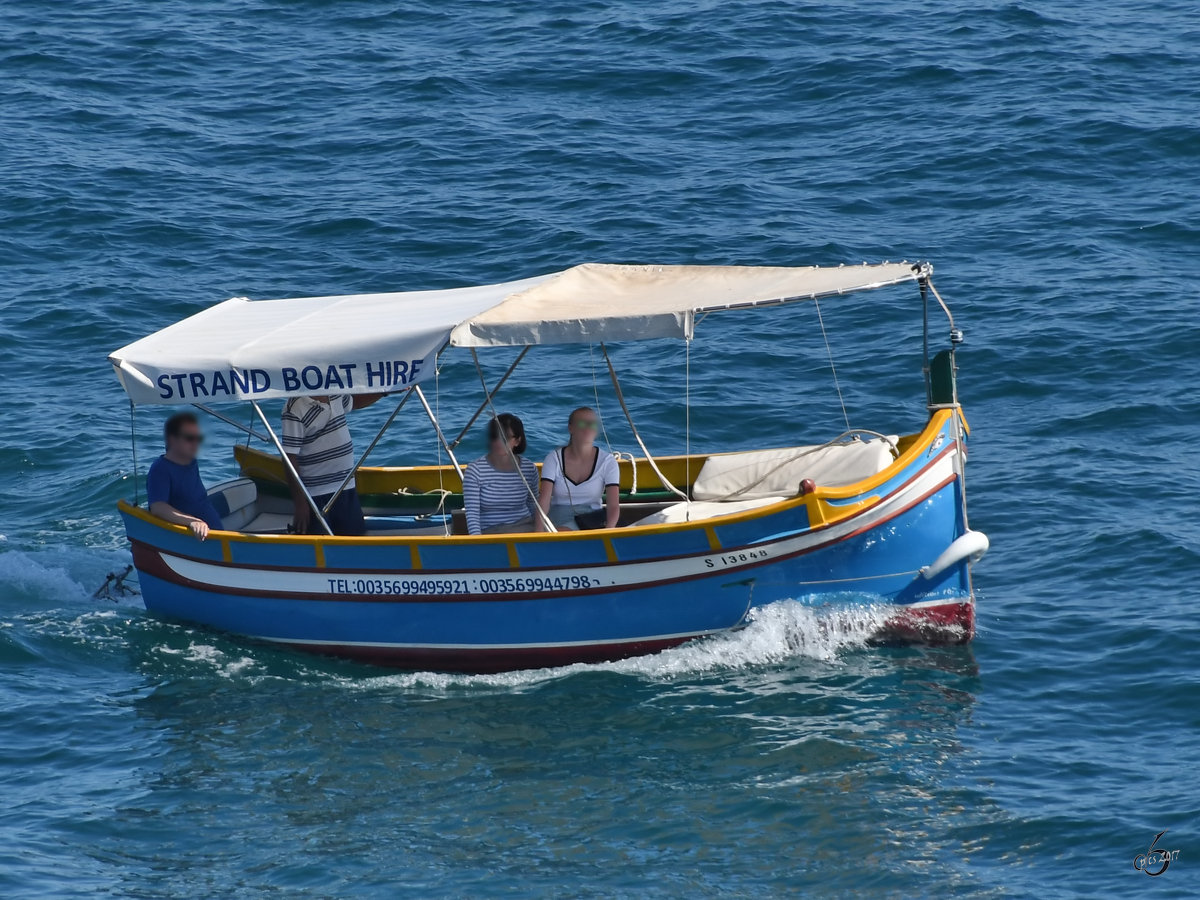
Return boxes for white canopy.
[110,261,922,404]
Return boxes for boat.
[109,261,988,673]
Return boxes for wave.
[0,549,97,606]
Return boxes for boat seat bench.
[690,438,896,501]
[629,438,898,527]
[208,436,897,536]
[208,478,296,534]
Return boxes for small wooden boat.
[111,261,987,672]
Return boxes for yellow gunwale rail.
[119,409,961,552]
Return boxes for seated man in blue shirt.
[146,412,223,541]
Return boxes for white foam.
[0,550,93,602]
[347,599,893,694]
[154,641,262,678]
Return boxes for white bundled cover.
[632,496,786,527]
[691,439,896,501]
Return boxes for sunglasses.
[572,420,600,430]
[179,433,204,444]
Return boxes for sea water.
[2,1,1198,896]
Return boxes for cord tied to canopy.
[813,295,850,432]
[599,343,690,503]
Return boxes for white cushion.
[691,439,895,501]
[632,496,786,527]
[207,478,258,516]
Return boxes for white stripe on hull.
[161,452,959,598]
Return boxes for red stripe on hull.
[269,636,692,674]
[255,600,973,673]
[130,541,178,581]
[130,472,962,605]
[876,600,975,645]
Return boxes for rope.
[397,485,453,523]
[599,343,689,502]
[814,296,850,431]
[589,343,615,454]
[408,487,452,524]
[415,385,463,480]
[589,341,637,497]
[449,346,530,450]
[703,429,898,502]
[434,357,448,535]
[685,337,692,521]
[129,401,139,507]
[470,349,557,532]
[614,450,638,494]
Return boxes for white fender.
[919,530,989,580]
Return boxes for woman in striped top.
[462,414,540,535]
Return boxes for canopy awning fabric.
[110,261,923,404]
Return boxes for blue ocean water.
[2,0,1198,896]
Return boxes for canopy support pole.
[926,278,960,408]
[321,389,413,516]
[685,336,691,518]
[250,400,333,536]
[129,401,139,507]
[448,346,530,450]
[599,344,689,502]
[924,277,969,532]
[920,278,931,406]
[414,386,464,481]
[192,403,269,443]
[469,349,556,532]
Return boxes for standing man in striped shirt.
[282,393,383,535]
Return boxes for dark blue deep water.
[3,1,1198,896]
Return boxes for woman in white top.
[462,414,540,535]
[536,407,620,531]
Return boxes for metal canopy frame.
[917,264,961,411]
[449,346,530,450]
[468,348,558,533]
[250,400,334,536]
[127,270,957,538]
[320,389,414,516]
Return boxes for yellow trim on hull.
[121,408,961,550]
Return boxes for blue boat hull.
[132,569,755,672]
[121,411,980,672]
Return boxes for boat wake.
[0,548,97,607]
[354,599,894,692]
[153,641,261,676]
[120,598,895,687]
[0,548,893,688]
[0,548,150,667]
